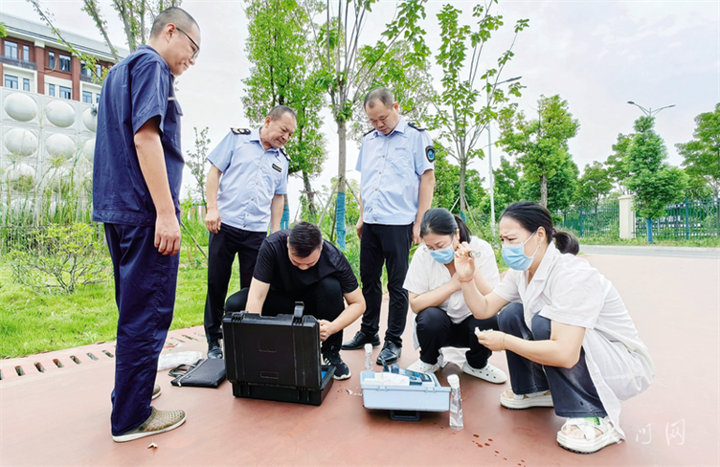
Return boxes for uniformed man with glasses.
[342,87,435,365]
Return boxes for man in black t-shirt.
[225,222,365,380]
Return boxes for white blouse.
[493,242,655,438]
[403,236,501,324]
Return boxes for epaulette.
[231,128,251,135]
[407,123,427,132]
[280,147,291,161]
[363,128,375,137]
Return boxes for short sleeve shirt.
[355,116,434,225]
[253,231,359,297]
[92,45,183,226]
[403,236,500,323]
[207,128,289,232]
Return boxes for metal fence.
[561,202,620,238]
[561,196,720,240]
[635,197,720,240]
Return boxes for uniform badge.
[426,146,436,163]
[272,163,282,173]
[231,128,251,135]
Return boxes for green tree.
[480,156,520,220]
[243,0,327,222]
[431,143,486,215]
[676,103,720,198]
[428,2,527,216]
[576,161,612,210]
[625,116,688,242]
[519,156,579,213]
[306,0,430,249]
[185,127,211,207]
[605,133,632,194]
[497,95,579,208]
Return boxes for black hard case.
[222,303,335,406]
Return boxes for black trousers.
[359,223,413,345]
[225,276,345,352]
[204,223,266,344]
[416,307,498,369]
[497,303,607,418]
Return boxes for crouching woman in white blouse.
[457,202,655,454]
[403,208,507,383]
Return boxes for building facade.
[1,13,126,226]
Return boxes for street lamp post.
[627,101,675,118]
[487,75,522,234]
[626,101,676,243]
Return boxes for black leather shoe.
[341,331,381,350]
[207,341,223,359]
[376,340,401,365]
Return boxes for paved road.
[580,244,720,259]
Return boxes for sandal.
[556,416,622,454]
[500,390,554,410]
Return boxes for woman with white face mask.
[456,202,655,455]
[402,208,507,384]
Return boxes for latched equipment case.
[222,302,335,406]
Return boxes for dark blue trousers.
[415,307,498,369]
[104,223,179,436]
[497,303,607,418]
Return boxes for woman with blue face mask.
[454,202,655,455]
[402,208,507,384]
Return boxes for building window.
[23,45,30,61]
[5,75,19,89]
[48,83,56,96]
[4,41,18,59]
[48,52,55,69]
[95,93,101,103]
[96,64,102,78]
[59,86,71,99]
[59,55,71,72]
[80,61,92,78]
[82,91,92,103]
[23,78,30,92]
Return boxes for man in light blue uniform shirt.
[203,105,296,359]
[342,87,435,365]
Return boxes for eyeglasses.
[176,26,200,59]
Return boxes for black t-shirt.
[253,231,359,297]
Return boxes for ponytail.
[554,230,579,255]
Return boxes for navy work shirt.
[93,44,184,226]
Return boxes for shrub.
[8,223,109,294]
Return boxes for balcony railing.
[0,56,37,71]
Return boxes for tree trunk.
[302,170,317,221]
[335,119,347,250]
[459,158,467,214]
[541,174,548,208]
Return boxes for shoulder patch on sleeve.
[231,127,251,135]
[280,147,291,161]
[408,123,427,132]
[425,145,436,163]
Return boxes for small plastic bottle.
[364,343,373,371]
[447,374,464,431]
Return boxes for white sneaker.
[557,416,622,454]
[407,359,440,374]
[462,361,507,384]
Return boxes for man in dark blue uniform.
[92,7,200,442]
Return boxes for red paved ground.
[1,253,718,466]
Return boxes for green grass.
[0,246,227,358]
